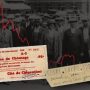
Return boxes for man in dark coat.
[62,19,84,65]
[81,16,90,63]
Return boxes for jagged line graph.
[0,3,76,66]
[0,3,30,46]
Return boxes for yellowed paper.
[46,63,90,87]
[0,45,48,82]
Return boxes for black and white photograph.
[0,0,90,68]
[0,0,90,90]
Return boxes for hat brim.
[82,20,88,22]
[68,21,77,23]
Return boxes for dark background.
[0,80,90,90]
[0,0,90,90]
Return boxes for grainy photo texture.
[0,0,90,69]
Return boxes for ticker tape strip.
[46,63,90,87]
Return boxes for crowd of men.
[0,9,90,68]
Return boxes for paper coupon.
[0,45,48,82]
[46,63,90,87]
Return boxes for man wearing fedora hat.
[80,15,90,63]
[62,18,84,65]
